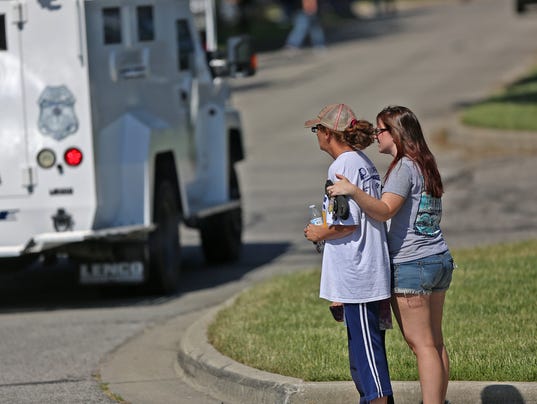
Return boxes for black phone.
[324,180,350,220]
[329,305,344,322]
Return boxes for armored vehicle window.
[103,8,122,44]
[176,20,194,71]
[0,15,6,51]
[137,6,154,42]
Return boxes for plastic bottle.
[309,204,323,226]
[309,204,324,253]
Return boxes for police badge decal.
[38,85,79,141]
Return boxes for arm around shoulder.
[346,187,404,222]
[327,174,405,222]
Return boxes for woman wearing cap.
[326,105,455,404]
[304,103,393,403]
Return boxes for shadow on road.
[0,241,290,313]
[481,384,525,403]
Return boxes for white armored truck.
[0,0,255,293]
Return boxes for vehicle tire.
[200,206,242,264]
[147,180,181,294]
[200,166,242,264]
[516,0,526,13]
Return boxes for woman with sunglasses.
[304,103,393,404]
[327,106,455,404]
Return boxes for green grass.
[208,270,349,381]
[461,66,537,131]
[208,240,537,382]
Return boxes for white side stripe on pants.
[359,304,382,398]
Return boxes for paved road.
[1,0,537,403]
[232,0,537,251]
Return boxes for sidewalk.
[176,122,537,404]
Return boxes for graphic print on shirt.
[414,191,442,237]
[358,166,381,193]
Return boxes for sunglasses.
[374,127,390,136]
[311,125,323,133]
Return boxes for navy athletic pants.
[344,302,393,403]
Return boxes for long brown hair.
[377,106,443,197]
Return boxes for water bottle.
[309,204,323,226]
[309,204,324,253]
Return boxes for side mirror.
[227,35,256,78]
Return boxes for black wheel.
[516,0,526,13]
[200,206,242,264]
[147,180,181,294]
[200,165,242,264]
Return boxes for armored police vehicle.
[0,0,255,293]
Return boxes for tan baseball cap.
[304,103,357,131]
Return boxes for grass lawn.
[208,240,537,382]
[461,66,537,132]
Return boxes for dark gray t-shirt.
[383,157,448,263]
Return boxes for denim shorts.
[391,250,454,295]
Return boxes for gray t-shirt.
[382,157,448,263]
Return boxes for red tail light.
[64,148,83,166]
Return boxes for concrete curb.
[177,302,537,404]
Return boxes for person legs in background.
[285,10,310,48]
[308,13,325,49]
[285,0,326,51]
